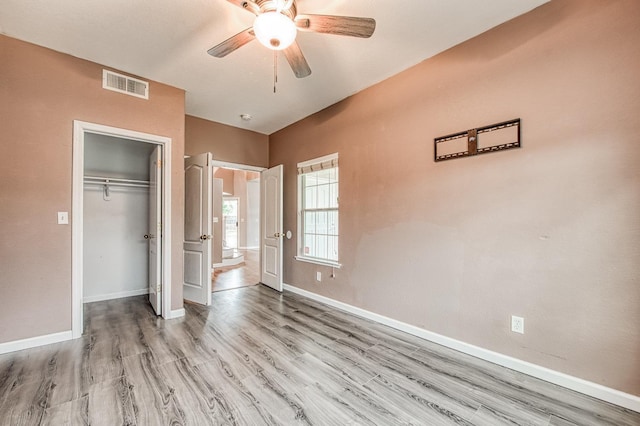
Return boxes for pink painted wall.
[185,115,268,167]
[269,0,640,395]
[214,168,236,196]
[0,35,186,343]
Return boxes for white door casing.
[260,165,283,291]
[72,120,174,339]
[183,153,212,305]
[148,146,162,315]
[212,178,223,265]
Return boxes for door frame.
[71,120,173,339]
[210,160,265,173]
[210,159,265,284]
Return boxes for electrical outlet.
[316,271,322,282]
[511,315,524,334]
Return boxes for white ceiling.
[1,0,548,135]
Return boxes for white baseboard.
[0,330,73,355]
[83,288,149,303]
[283,283,640,414]
[165,308,185,319]
[0,305,185,355]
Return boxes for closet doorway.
[71,121,173,339]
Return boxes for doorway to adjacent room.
[212,165,261,292]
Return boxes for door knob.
[144,234,153,239]
[274,232,282,238]
[200,234,212,240]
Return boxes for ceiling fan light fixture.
[253,11,297,50]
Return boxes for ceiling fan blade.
[207,27,255,58]
[283,41,311,78]
[295,14,376,38]
[226,0,260,15]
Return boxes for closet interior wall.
[83,133,155,302]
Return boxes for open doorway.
[82,134,156,306]
[211,163,263,292]
[71,121,173,338]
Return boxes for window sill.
[294,256,342,269]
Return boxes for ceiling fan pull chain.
[273,50,278,93]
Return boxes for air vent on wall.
[102,70,149,99]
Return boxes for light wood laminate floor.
[212,249,260,293]
[1,285,638,425]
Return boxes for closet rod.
[84,181,149,189]
[84,175,150,185]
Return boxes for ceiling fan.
[207,0,376,78]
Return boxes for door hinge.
[157,159,162,168]
[157,285,161,292]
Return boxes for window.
[296,153,340,267]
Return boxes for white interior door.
[183,153,212,305]
[260,165,283,291]
[148,146,162,315]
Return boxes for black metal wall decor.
[434,118,521,162]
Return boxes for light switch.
[213,217,219,223]
[57,211,69,225]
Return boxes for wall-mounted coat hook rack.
[434,118,521,162]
